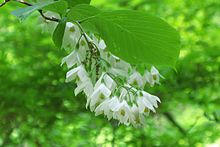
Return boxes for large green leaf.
[94,11,180,66]
[68,5,180,67]
[11,0,60,21]
[65,0,91,7]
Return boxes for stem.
[74,21,91,45]
[0,0,60,22]
[0,0,10,7]
[74,21,102,80]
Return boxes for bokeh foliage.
[0,0,219,146]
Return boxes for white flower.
[61,50,85,69]
[94,73,116,91]
[99,39,107,50]
[142,91,161,108]
[117,84,138,104]
[65,65,88,83]
[128,71,145,88]
[95,96,120,120]
[119,88,128,100]
[137,91,161,113]
[112,100,133,125]
[60,29,164,127]
[108,67,128,77]
[144,66,163,86]
[108,54,131,73]
[86,84,111,111]
[137,95,155,113]
[62,22,81,50]
[131,105,146,127]
[83,81,94,97]
[74,79,93,96]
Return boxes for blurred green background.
[0,0,220,146]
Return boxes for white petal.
[74,82,85,96]
[143,98,156,112]
[137,98,145,113]
[98,84,111,97]
[74,80,92,96]
[103,74,116,91]
[65,66,81,82]
[62,22,81,50]
[151,66,159,75]
[83,82,94,97]
[61,51,79,68]
[99,40,107,50]
[128,71,144,87]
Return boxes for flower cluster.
[41,13,163,127]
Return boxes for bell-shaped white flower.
[66,65,88,83]
[128,71,145,88]
[95,96,120,120]
[119,84,138,102]
[62,22,81,50]
[108,54,131,73]
[61,50,85,69]
[108,67,128,78]
[137,91,161,113]
[83,81,94,97]
[74,79,93,96]
[137,96,156,113]
[142,91,161,108]
[144,66,163,86]
[94,73,116,91]
[112,100,133,125]
[130,105,146,127]
[86,84,111,111]
[95,98,111,116]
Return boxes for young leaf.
[53,20,66,48]
[65,0,91,7]
[12,0,60,21]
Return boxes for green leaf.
[67,4,100,32]
[65,0,91,7]
[11,0,60,21]
[68,5,180,67]
[53,20,66,48]
[67,4,100,21]
[43,0,68,16]
[96,11,180,66]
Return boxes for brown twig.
[17,0,60,22]
[0,0,10,7]
[0,0,60,22]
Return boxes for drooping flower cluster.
[41,12,163,127]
